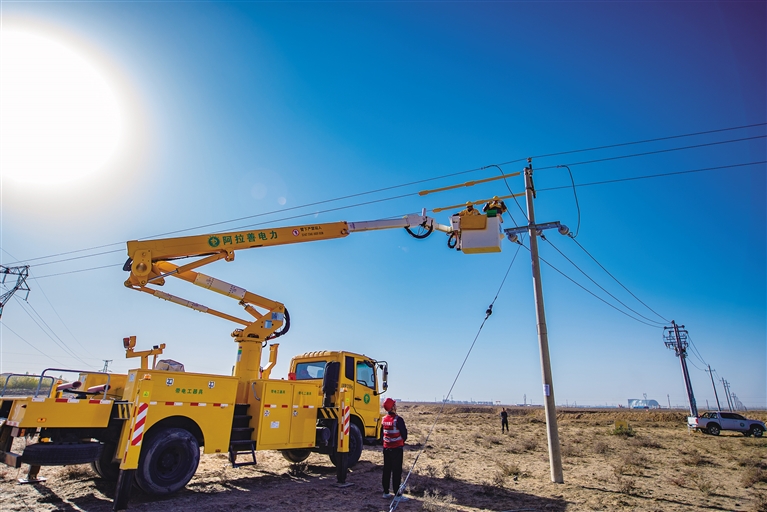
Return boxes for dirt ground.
[1,405,766,512]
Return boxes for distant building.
[628,398,661,409]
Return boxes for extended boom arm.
[124,213,448,386]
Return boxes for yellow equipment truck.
[0,212,469,508]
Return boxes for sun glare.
[1,28,124,185]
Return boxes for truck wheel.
[91,442,120,481]
[751,425,764,438]
[281,449,311,463]
[135,427,199,496]
[706,424,721,436]
[329,423,363,468]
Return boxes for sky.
[1,1,765,410]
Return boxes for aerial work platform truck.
[0,205,509,507]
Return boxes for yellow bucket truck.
[1,212,490,507]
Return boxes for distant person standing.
[381,398,408,501]
[500,407,509,433]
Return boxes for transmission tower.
[664,321,698,417]
[0,265,31,319]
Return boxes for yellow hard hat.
[466,202,472,206]
[492,196,499,200]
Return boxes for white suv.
[688,412,765,437]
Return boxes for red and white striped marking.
[131,402,149,446]
[343,404,350,436]
[35,398,111,404]
[156,401,225,407]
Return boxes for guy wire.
[390,243,522,511]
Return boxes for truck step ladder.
[229,403,256,467]
[228,439,257,468]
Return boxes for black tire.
[751,425,764,438]
[329,423,363,468]
[281,449,311,463]
[135,427,199,496]
[707,423,721,436]
[91,442,120,481]
[22,442,103,466]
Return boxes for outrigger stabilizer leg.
[113,469,135,511]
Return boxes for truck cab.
[289,351,387,441]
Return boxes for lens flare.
[1,29,124,185]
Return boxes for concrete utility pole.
[667,394,671,409]
[706,365,721,411]
[663,321,698,417]
[503,160,566,484]
[721,379,733,411]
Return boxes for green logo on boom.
[208,236,220,248]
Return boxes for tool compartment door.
[6,397,112,429]
[289,382,318,447]
[256,381,293,449]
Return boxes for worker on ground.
[483,196,508,218]
[501,407,509,433]
[458,202,481,216]
[381,398,408,501]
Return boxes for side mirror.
[322,361,340,408]
[382,363,388,392]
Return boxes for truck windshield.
[295,361,326,380]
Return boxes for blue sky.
[1,1,764,409]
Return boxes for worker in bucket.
[458,201,480,216]
[381,398,408,501]
[483,196,508,218]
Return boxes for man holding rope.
[381,398,408,501]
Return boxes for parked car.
[688,412,765,437]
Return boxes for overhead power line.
[520,122,766,163]
[12,296,94,369]
[538,161,766,192]
[520,243,663,328]
[534,135,766,172]
[541,236,666,326]
[26,264,121,281]
[24,159,766,281]
[27,269,92,353]
[568,238,670,323]
[0,321,67,367]
[29,249,124,268]
[9,123,764,269]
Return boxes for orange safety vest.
[382,413,404,449]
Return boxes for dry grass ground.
[1,405,765,511]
